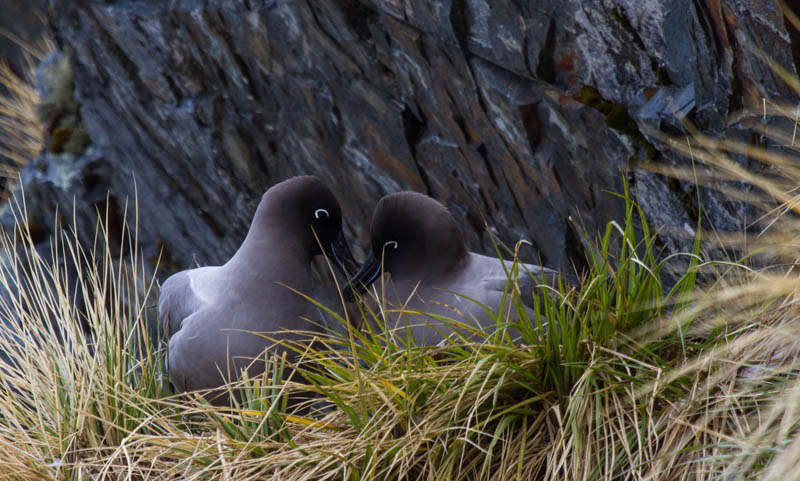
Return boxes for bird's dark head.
[255,175,357,274]
[344,191,467,300]
[370,192,467,276]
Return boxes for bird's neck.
[228,222,313,272]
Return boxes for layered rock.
[10,0,797,281]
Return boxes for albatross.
[159,175,356,404]
[343,191,573,345]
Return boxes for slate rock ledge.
[10,0,798,283]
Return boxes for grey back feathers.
[159,175,355,404]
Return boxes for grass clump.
[0,196,168,479]
[0,34,51,178]
[269,181,720,480]
[0,158,799,479]
[0,180,782,480]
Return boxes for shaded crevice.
[341,1,377,42]
[518,103,542,154]
[465,199,489,239]
[719,11,744,114]
[666,176,700,225]
[536,18,557,83]
[692,0,723,67]
[551,161,564,194]
[563,221,589,278]
[92,194,125,255]
[401,104,433,195]
[476,186,493,213]
[508,188,537,256]
[656,66,673,86]
[21,222,50,246]
[781,3,800,75]
[476,143,498,187]
[199,209,225,238]
[417,34,430,64]
[401,104,425,155]
[414,159,433,196]
[307,0,368,74]
[574,85,659,159]
[163,74,184,103]
[451,111,472,143]
[449,0,470,55]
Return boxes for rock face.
[17,0,798,280]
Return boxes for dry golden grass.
[0,34,51,178]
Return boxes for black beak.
[326,232,359,277]
[343,249,383,302]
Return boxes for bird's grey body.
[373,252,561,345]
[346,192,570,346]
[159,176,355,403]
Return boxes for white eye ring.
[384,240,398,250]
[314,208,330,219]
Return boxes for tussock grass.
[2,119,800,479]
[632,112,800,479]
[0,184,734,480]
[0,34,51,177]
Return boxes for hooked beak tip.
[343,250,382,302]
